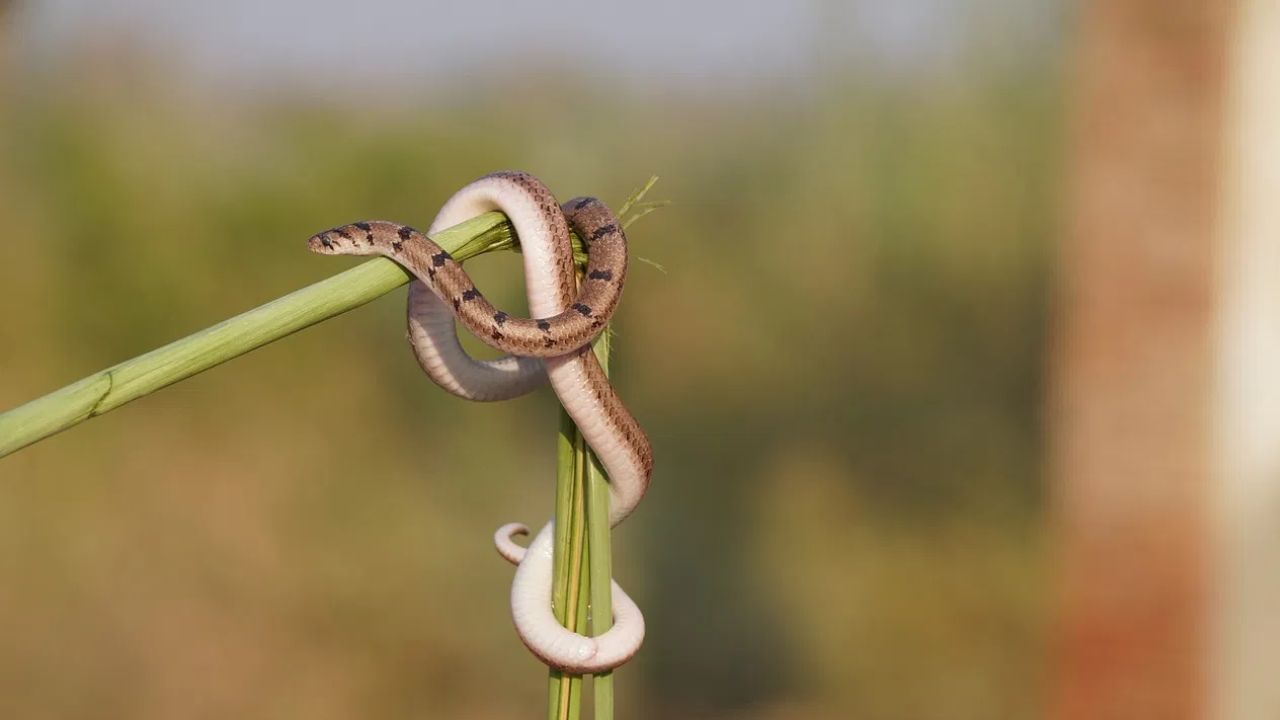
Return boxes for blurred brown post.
[1054,1,1280,718]
[0,0,11,80]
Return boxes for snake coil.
[308,171,652,673]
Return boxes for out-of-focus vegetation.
[0,26,1059,720]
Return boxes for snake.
[307,171,653,673]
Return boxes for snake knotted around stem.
[307,171,652,673]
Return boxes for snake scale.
[307,171,653,673]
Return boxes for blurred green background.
[0,2,1058,718]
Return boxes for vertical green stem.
[586,336,615,720]
[548,411,582,720]
[544,177,655,719]
[547,329,615,720]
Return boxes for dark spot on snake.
[391,240,404,252]
[354,221,372,232]
[591,319,604,328]
[398,225,415,241]
[452,297,461,310]
[571,303,592,317]
[589,224,618,242]
[462,288,480,302]
[493,311,509,326]
[427,266,437,280]
[537,319,551,332]
[573,197,595,210]
[432,251,451,267]
[544,338,556,348]
[491,330,504,341]
[334,227,354,241]
[588,269,613,281]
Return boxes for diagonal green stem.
[0,211,523,459]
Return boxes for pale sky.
[10,0,1060,91]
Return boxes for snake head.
[306,221,391,255]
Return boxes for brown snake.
[307,171,653,673]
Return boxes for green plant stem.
[549,427,591,720]
[0,211,521,459]
[548,410,578,720]
[586,345,615,720]
[546,327,616,720]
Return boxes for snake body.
[307,171,653,673]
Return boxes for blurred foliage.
[0,34,1058,720]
